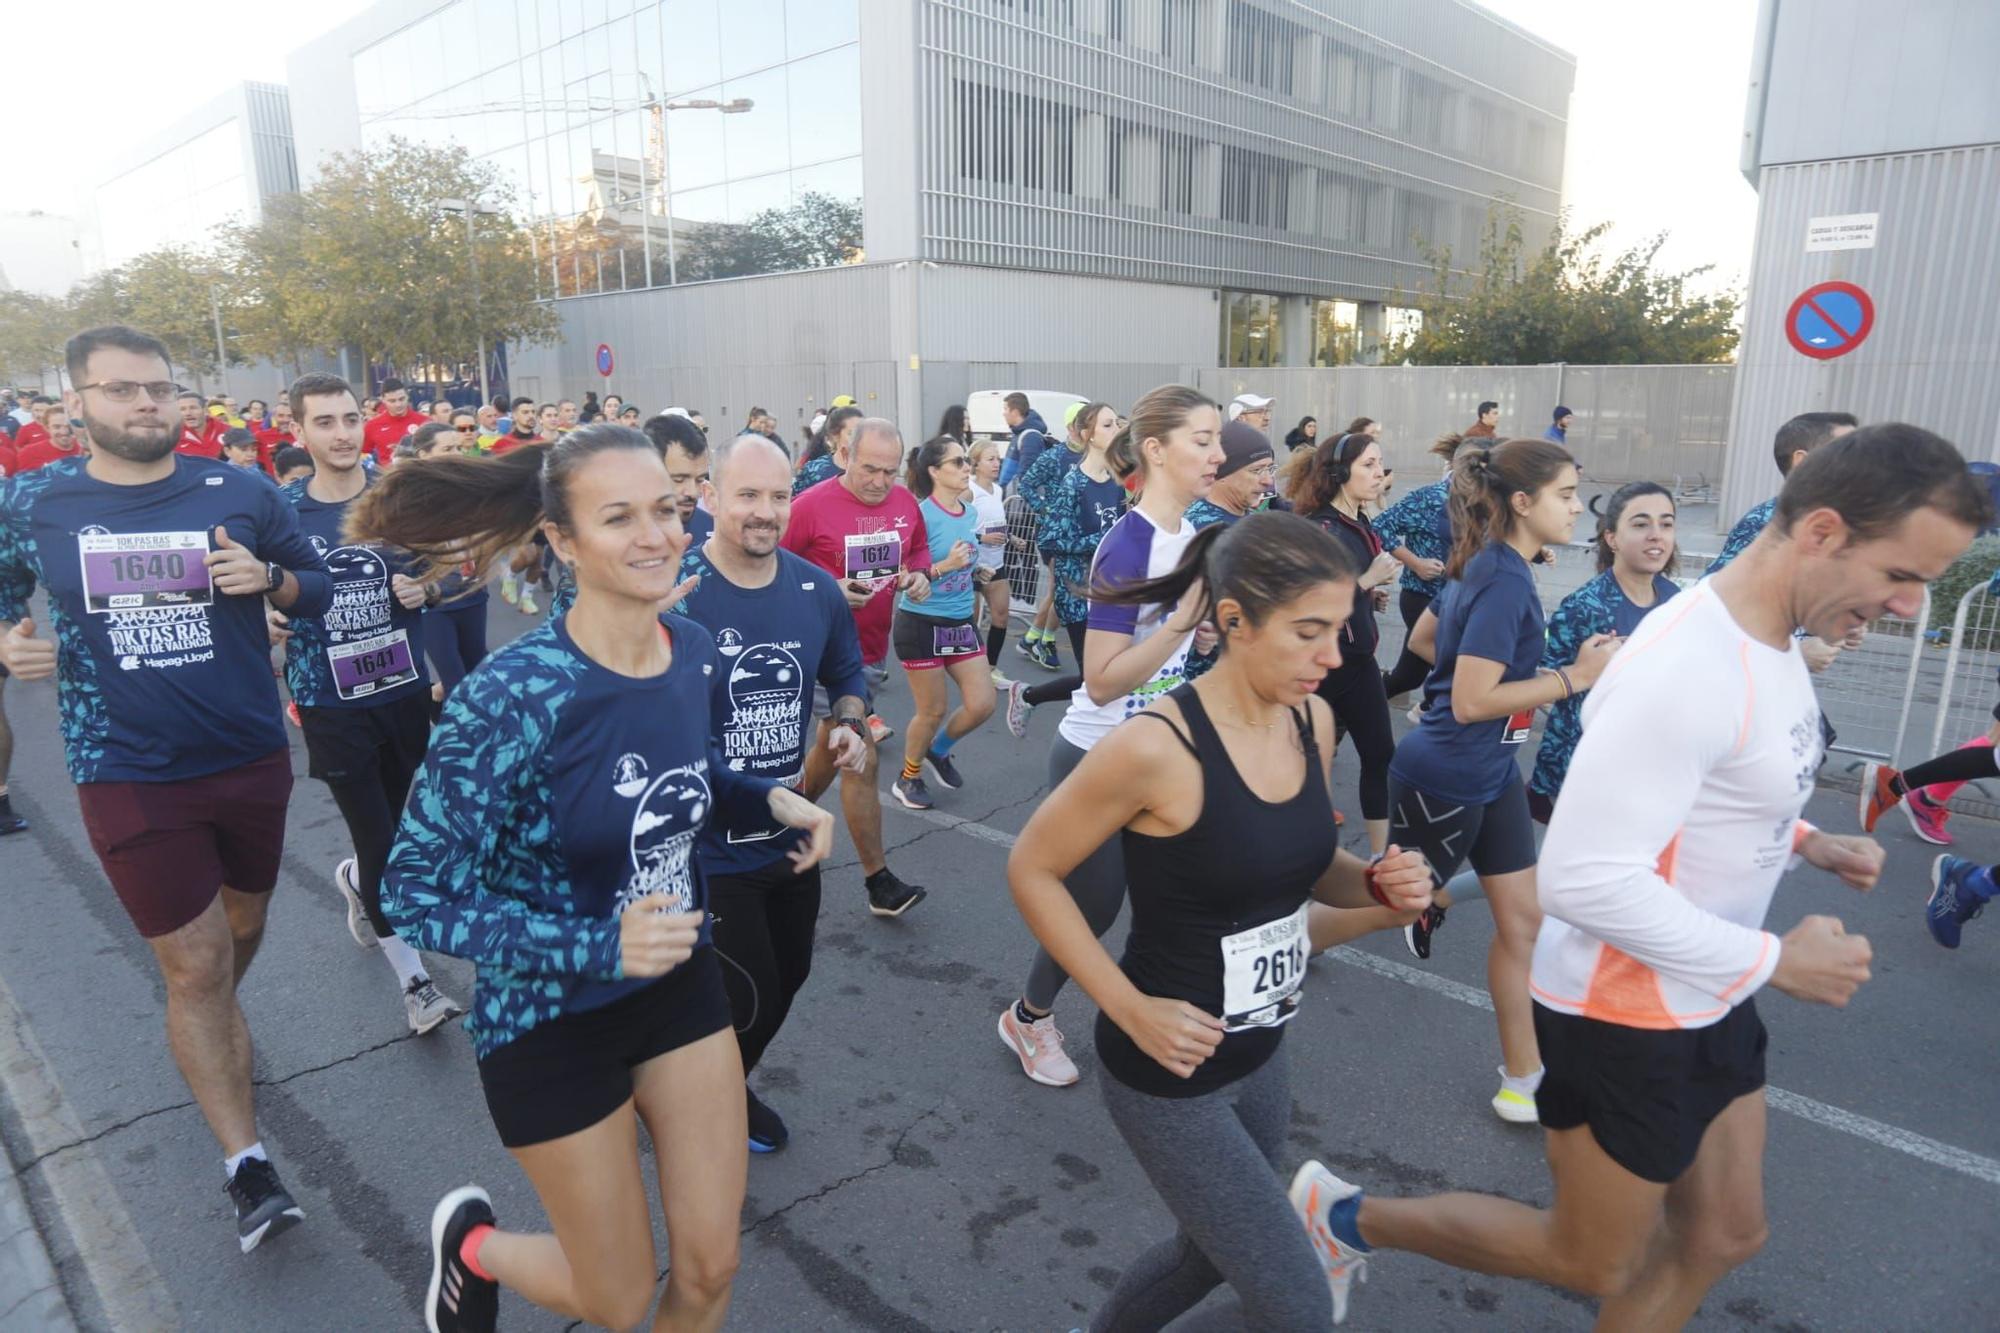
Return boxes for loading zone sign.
[1784,281,1874,361]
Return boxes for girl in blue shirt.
[355,425,834,1333]
[1389,439,1618,1126]
[890,434,996,809]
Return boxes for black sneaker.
[892,775,935,810]
[427,1186,499,1333]
[1404,904,1447,961]
[226,1156,304,1254]
[866,869,928,918]
[0,793,26,837]
[747,1087,789,1154]
[923,749,964,790]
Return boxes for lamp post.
[438,196,503,406]
[637,94,753,286]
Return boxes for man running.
[0,325,335,1252]
[683,434,870,1152]
[648,411,714,545]
[1292,424,1989,1325]
[783,417,933,918]
[363,378,423,467]
[176,389,225,456]
[271,373,464,1033]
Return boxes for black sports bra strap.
[1289,704,1316,757]
[1130,711,1200,761]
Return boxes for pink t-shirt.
[781,476,932,664]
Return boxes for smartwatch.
[836,716,869,745]
[264,562,285,594]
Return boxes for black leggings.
[1381,588,1436,700]
[711,859,823,1075]
[425,603,489,695]
[1317,649,1394,821]
[1900,743,2000,793]
[326,757,418,939]
[1024,621,1090,707]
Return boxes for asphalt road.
[1,594,1997,1333]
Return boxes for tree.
[680,192,863,283]
[1385,205,1740,366]
[118,246,239,384]
[0,291,72,383]
[216,197,319,381]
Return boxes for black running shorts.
[1534,999,1768,1185]
[476,948,732,1148]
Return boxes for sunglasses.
[455,424,478,432]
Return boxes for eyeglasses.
[455,424,478,433]
[73,380,184,403]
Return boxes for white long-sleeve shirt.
[1530,583,1817,1030]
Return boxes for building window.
[1162,0,1199,61]
[1219,144,1290,229]
[1226,2,1297,95]
[955,79,1076,192]
[1221,291,1283,368]
[1161,129,1200,214]
[1312,299,1359,367]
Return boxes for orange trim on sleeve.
[1717,933,1775,1003]
[1791,821,1815,853]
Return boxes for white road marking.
[880,795,2000,1190]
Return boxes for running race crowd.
[1,326,1995,1332]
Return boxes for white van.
[964,389,1087,458]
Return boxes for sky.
[3,0,1761,298]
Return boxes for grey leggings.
[1094,1046,1332,1332]
[1024,735,1128,1011]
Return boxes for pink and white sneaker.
[997,1004,1080,1086]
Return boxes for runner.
[1015,402,1086,672]
[0,325,333,1251]
[222,428,267,476]
[1183,419,1274,531]
[9,405,87,472]
[254,400,296,473]
[272,446,314,487]
[363,378,425,466]
[271,375,463,1032]
[1925,855,1996,948]
[1291,423,1984,1328]
[176,389,225,456]
[1292,431,1406,855]
[545,412,716,624]
[783,417,934,918]
[0,654,23,836]
[889,435,996,809]
[1008,510,1433,1328]
[1707,411,1860,573]
[791,404,859,497]
[1000,402,1119,734]
[964,437,1014,684]
[407,422,489,699]
[1372,432,1470,704]
[996,384,1221,1088]
[351,424,834,1333]
[1388,439,1615,1123]
[680,433,870,1152]
[1861,725,2000,846]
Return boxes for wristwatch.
[264,561,284,593]
[836,716,869,744]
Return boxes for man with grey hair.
[683,433,871,1151]
[783,417,933,918]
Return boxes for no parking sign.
[1784,282,1874,360]
[595,343,614,377]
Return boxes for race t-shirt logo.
[715,627,745,658]
[722,644,806,778]
[622,763,710,913]
[612,752,649,798]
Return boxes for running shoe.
[499,574,519,607]
[1034,639,1063,672]
[1902,789,1953,846]
[1004,680,1033,738]
[989,667,1013,688]
[1927,855,1988,949]
[405,977,465,1035]
[1403,904,1446,960]
[868,714,895,744]
[426,1185,499,1333]
[1014,636,1040,663]
[1287,1161,1369,1325]
[332,858,378,950]
[1491,1069,1540,1124]
[892,775,935,810]
[226,1156,305,1254]
[286,699,302,729]
[0,794,26,837]
[996,1005,1080,1086]
[747,1087,790,1154]
[1405,701,1423,727]
[924,750,964,790]
[866,870,928,918]
[518,590,538,616]
[1858,761,1902,833]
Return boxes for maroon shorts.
[76,749,294,938]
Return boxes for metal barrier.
[1001,492,1044,620]
[1811,589,1932,768]
[1919,585,2000,819]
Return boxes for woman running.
[352,425,834,1333]
[1001,402,1122,735]
[1527,481,1681,821]
[995,385,1222,1088]
[1291,432,1405,855]
[890,435,997,810]
[965,438,1014,682]
[1388,438,1616,1124]
[1372,432,1472,704]
[406,423,490,701]
[1283,416,1317,452]
[1009,511,1433,1330]
[792,404,861,497]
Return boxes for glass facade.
[353,0,861,299]
[95,120,256,269]
[1220,292,1283,369]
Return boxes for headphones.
[1323,432,1369,489]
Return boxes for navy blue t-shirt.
[680,544,867,874]
[1390,542,1545,804]
[281,476,430,710]
[0,456,332,783]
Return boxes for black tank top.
[1096,685,1340,1098]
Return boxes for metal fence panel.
[1918,586,2000,820]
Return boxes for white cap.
[662,406,691,420]
[1228,393,1274,420]
[809,411,827,433]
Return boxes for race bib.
[328,629,418,700]
[1219,903,1309,1031]
[1501,709,1533,745]
[844,530,901,583]
[78,532,213,613]
[932,622,983,657]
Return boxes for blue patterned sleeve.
[1539,579,1599,670]
[1704,501,1770,576]
[383,687,626,979]
[257,481,334,616]
[1373,486,1422,551]
[0,477,35,622]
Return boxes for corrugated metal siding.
[1722,146,2000,519]
[243,83,299,200]
[916,0,1570,301]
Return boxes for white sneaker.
[1288,1161,1370,1325]
[404,978,464,1035]
[989,667,1013,687]
[1405,701,1423,726]
[519,591,539,616]
[996,1005,1080,1086]
[499,574,519,606]
[333,858,377,949]
[1491,1066,1541,1124]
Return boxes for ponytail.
[905,434,958,500]
[1444,437,1575,578]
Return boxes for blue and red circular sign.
[595,342,614,376]
[1784,281,1874,360]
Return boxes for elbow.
[1451,698,1480,725]
[1083,677,1119,707]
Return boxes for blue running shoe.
[1927,855,1987,949]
